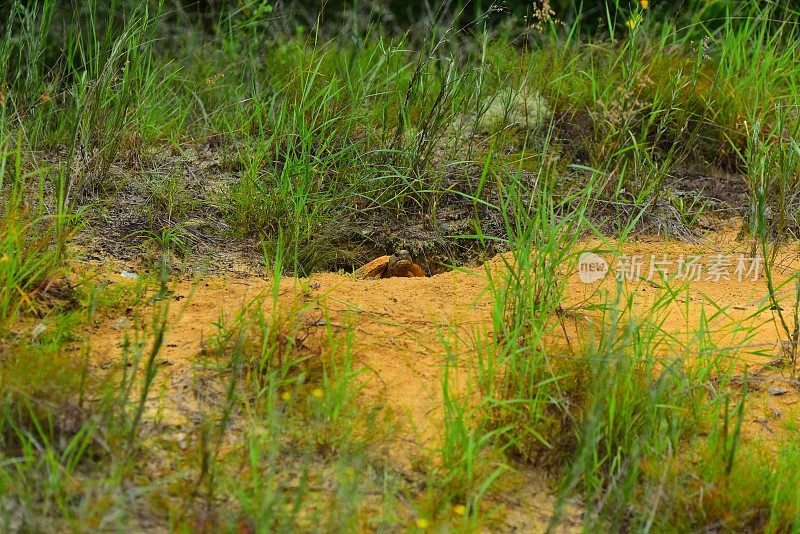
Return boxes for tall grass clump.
[743,122,800,368]
[218,16,495,271]
[0,139,73,329]
[1,0,182,203]
[473,136,596,461]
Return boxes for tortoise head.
[386,249,413,276]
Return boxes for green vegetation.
[2,0,800,531]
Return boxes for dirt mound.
[81,228,800,529]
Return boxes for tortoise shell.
[355,250,425,279]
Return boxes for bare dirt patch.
[78,225,800,529]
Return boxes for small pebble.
[30,323,47,339]
[111,317,131,330]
